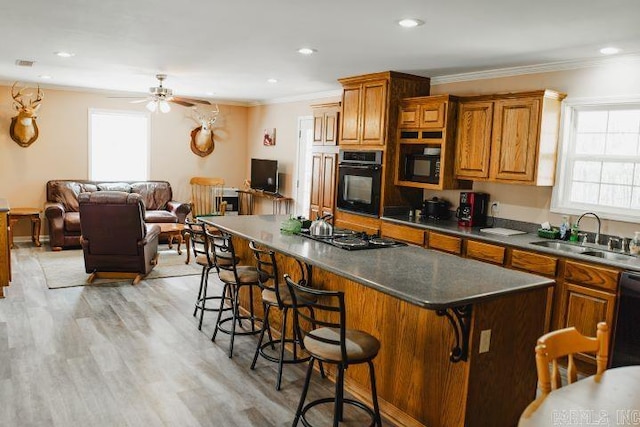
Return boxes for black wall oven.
[336,150,383,217]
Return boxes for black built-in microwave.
[404,154,440,184]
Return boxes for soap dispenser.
[630,232,640,255]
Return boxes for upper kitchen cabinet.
[455,90,566,186]
[312,102,340,146]
[395,94,471,190]
[338,71,431,147]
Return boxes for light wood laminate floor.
[0,245,383,427]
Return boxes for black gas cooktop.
[298,228,407,251]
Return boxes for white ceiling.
[1,0,639,104]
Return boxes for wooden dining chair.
[535,322,609,396]
[189,177,227,218]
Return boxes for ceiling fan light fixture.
[146,100,158,113]
[159,100,171,113]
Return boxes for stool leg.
[193,266,207,317]
[228,285,240,358]
[198,268,210,330]
[293,357,315,427]
[276,307,289,391]
[211,283,229,343]
[334,364,345,426]
[368,360,382,426]
[251,303,271,370]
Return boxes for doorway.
[295,116,314,217]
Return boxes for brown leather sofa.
[45,180,191,250]
[79,191,160,285]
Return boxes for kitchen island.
[200,215,554,427]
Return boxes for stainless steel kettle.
[309,214,333,237]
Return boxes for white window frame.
[551,95,640,223]
[88,108,151,181]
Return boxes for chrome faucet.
[576,212,601,245]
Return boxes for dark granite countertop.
[382,214,640,272]
[199,215,553,310]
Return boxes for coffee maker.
[457,192,489,227]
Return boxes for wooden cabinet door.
[340,84,361,145]
[455,101,493,179]
[309,153,323,218]
[560,282,616,362]
[323,110,338,145]
[321,153,336,214]
[312,114,324,146]
[399,103,419,127]
[427,231,462,254]
[419,100,445,128]
[380,221,425,246]
[360,80,387,145]
[511,249,558,277]
[490,98,540,182]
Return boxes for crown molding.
[255,89,343,106]
[431,53,640,85]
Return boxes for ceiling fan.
[113,74,211,113]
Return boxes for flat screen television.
[250,158,278,194]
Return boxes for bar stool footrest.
[257,338,311,364]
[216,315,263,336]
[194,296,233,314]
[300,397,377,427]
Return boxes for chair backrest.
[79,191,147,255]
[207,230,240,280]
[184,219,213,266]
[535,322,609,395]
[284,274,348,363]
[190,177,226,217]
[249,240,278,286]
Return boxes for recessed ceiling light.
[55,51,75,58]
[600,47,621,55]
[267,78,278,84]
[39,75,52,79]
[398,18,424,28]
[297,48,317,55]
[205,92,214,96]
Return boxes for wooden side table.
[156,223,191,262]
[9,207,41,248]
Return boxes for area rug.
[37,249,201,289]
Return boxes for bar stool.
[248,241,321,390]
[210,230,262,358]
[284,275,382,427]
[183,220,231,330]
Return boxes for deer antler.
[190,104,220,127]
[30,85,44,108]
[11,82,27,109]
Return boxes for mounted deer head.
[189,104,219,157]
[9,82,44,147]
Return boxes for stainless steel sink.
[530,240,639,263]
[530,241,593,254]
[582,251,639,262]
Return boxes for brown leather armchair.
[79,191,160,285]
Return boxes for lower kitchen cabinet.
[380,221,425,246]
[426,231,462,254]
[466,239,505,265]
[510,249,558,277]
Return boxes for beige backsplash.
[425,182,640,239]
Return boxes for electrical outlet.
[479,329,491,353]
[491,202,500,214]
